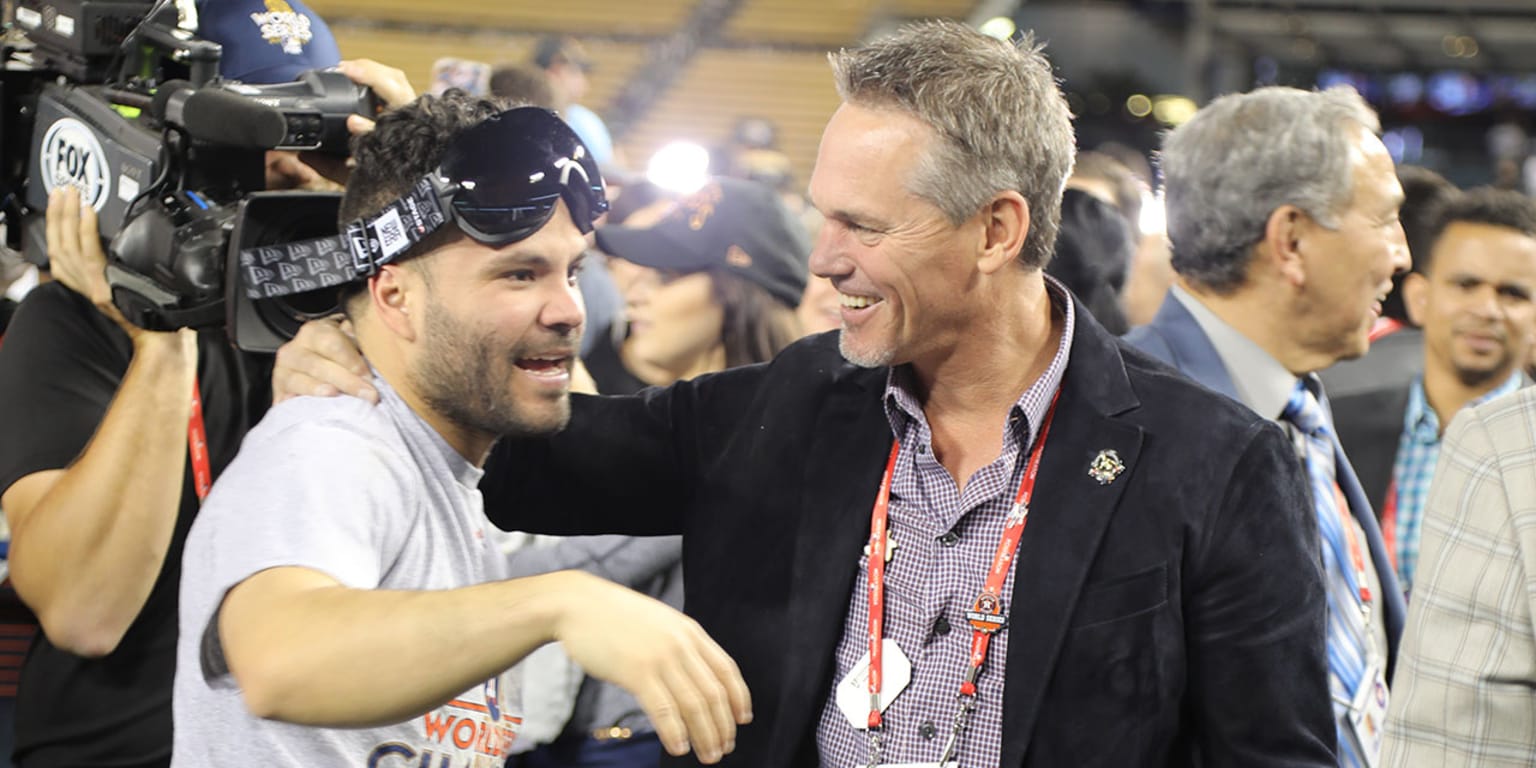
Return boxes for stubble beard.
[411,301,573,441]
[838,328,896,369]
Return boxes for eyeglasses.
[239,106,610,302]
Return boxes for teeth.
[840,293,878,309]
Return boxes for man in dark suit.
[1124,86,1409,768]
[276,20,1334,767]
[1331,188,1536,594]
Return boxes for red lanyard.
[188,376,211,502]
[1331,483,1372,607]
[865,391,1060,731]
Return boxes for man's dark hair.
[489,65,556,109]
[1072,151,1144,236]
[337,90,509,312]
[1380,165,1457,323]
[532,35,589,72]
[1398,166,1459,275]
[1420,186,1536,276]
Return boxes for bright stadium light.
[646,141,711,194]
[978,16,1016,40]
[1140,189,1167,236]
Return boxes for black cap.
[533,35,592,73]
[596,178,810,307]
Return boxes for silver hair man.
[829,19,1076,270]
[1161,85,1381,293]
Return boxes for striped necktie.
[1282,381,1376,767]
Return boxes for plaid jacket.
[1384,386,1536,766]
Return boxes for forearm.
[4,331,196,656]
[222,567,589,727]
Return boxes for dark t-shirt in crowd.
[0,283,270,768]
[581,323,648,396]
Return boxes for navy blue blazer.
[1124,294,1408,678]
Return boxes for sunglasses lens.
[439,107,609,244]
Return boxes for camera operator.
[0,4,412,758]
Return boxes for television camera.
[1,0,378,351]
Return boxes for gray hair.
[830,19,1076,270]
[1160,86,1381,293]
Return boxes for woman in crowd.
[512,176,809,768]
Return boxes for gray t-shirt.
[172,375,521,767]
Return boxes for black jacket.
[485,308,1335,767]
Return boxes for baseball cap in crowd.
[532,35,593,73]
[596,178,810,308]
[197,0,342,85]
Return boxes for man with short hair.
[1321,166,1459,504]
[279,21,1335,766]
[1124,85,1411,767]
[171,93,748,767]
[532,35,613,167]
[1333,187,1536,594]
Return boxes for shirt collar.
[1171,284,1300,421]
[1405,370,1526,442]
[1403,377,1437,441]
[882,275,1075,449]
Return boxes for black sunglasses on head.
[437,106,608,246]
[240,106,609,302]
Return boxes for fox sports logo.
[40,117,110,212]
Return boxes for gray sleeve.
[182,408,419,686]
[502,535,682,587]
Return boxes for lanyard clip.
[865,728,882,768]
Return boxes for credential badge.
[1088,449,1125,485]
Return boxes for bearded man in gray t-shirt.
[172,93,750,768]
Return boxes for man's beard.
[410,299,574,440]
[838,330,895,369]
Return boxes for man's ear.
[1401,271,1429,327]
[368,264,420,342]
[1262,205,1311,287]
[977,190,1029,275]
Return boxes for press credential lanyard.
[188,377,211,502]
[864,392,1060,767]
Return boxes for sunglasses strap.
[240,177,447,301]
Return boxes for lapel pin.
[1088,449,1125,485]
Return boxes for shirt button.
[938,530,960,546]
[934,616,952,636]
[920,721,938,740]
[917,444,929,455]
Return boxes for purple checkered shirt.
[815,283,1074,767]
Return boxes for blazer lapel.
[998,309,1145,766]
[768,366,892,765]
[1146,294,1243,403]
